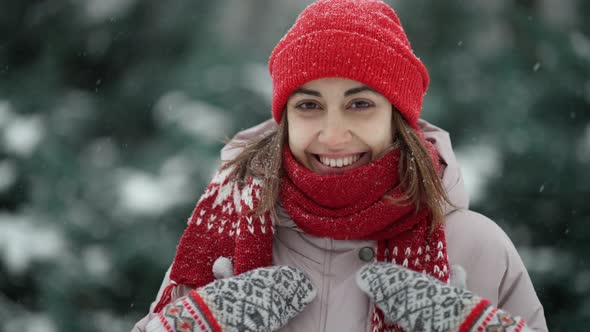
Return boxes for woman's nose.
[317,111,353,147]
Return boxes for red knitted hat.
[268,0,429,127]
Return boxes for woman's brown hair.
[221,109,452,228]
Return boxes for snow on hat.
[268,0,429,128]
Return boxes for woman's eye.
[350,100,373,109]
[296,101,321,110]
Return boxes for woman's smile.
[307,151,371,175]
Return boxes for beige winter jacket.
[132,119,548,332]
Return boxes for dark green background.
[0,0,588,331]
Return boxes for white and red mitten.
[356,263,531,332]
[147,266,317,332]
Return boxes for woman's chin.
[307,152,371,175]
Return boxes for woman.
[133,0,547,331]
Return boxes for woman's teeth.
[319,154,362,168]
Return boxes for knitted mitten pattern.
[146,266,317,332]
[356,263,529,332]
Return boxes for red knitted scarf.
[155,137,450,332]
[281,145,449,332]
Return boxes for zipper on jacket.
[318,238,333,332]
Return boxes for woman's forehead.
[293,78,383,98]
[299,77,365,89]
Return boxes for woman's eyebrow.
[344,86,376,96]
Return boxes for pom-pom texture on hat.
[268,0,429,127]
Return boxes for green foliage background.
[0,0,588,331]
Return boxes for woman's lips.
[308,152,371,175]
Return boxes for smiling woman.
[220,76,450,230]
[132,1,548,331]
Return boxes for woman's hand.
[147,266,317,332]
[357,262,531,332]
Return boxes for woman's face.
[286,77,394,175]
